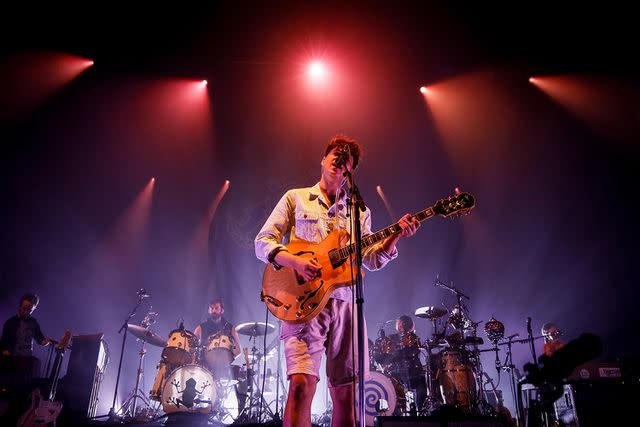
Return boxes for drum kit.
[121,315,278,424]
[364,276,525,425]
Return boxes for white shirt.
[254,182,398,301]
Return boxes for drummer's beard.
[210,313,222,322]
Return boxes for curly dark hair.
[20,293,40,306]
[323,135,362,169]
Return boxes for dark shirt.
[198,318,233,344]
[0,315,46,356]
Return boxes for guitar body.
[17,389,63,427]
[17,331,71,427]
[260,191,475,323]
[262,230,361,323]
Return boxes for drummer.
[194,298,242,361]
[392,315,427,413]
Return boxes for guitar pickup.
[261,293,283,308]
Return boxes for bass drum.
[358,371,406,427]
[161,364,216,414]
[438,350,477,412]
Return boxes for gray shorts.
[281,298,369,387]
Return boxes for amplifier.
[58,333,108,418]
[554,381,640,427]
[567,361,622,382]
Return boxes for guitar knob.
[296,296,305,302]
[284,304,291,310]
[295,311,302,318]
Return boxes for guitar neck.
[335,206,435,261]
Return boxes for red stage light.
[308,61,327,80]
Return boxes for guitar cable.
[258,305,269,423]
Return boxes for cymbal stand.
[118,309,158,420]
[118,339,152,420]
[100,288,148,422]
[235,336,275,423]
[420,319,443,415]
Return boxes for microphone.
[506,333,519,340]
[332,144,350,169]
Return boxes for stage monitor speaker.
[374,416,506,426]
[58,333,108,418]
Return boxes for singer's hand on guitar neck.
[382,213,421,254]
[275,250,322,281]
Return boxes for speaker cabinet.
[58,333,108,418]
[554,381,640,427]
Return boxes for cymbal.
[236,322,275,336]
[414,306,448,320]
[127,324,166,347]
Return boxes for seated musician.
[541,322,565,357]
[391,315,427,413]
[194,297,242,361]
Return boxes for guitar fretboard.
[336,206,435,261]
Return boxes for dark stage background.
[1,2,637,418]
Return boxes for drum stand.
[497,339,522,427]
[210,383,237,424]
[235,340,276,423]
[118,340,154,420]
[420,319,443,415]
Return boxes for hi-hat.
[236,322,275,336]
[414,306,448,320]
[127,324,166,347]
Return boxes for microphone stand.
[343,168,367,427]
[527,317,538,365]
[105,291,146,421]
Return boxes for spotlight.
[308,61,326,80]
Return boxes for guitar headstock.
[433,192,475,217]
[56,330,72,351]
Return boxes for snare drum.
[438,350,477,412]
[359,371,406,427]
[161,364,216,414]
[372,336,396,366]
[204,333,235,377]
[162,329,199,366]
